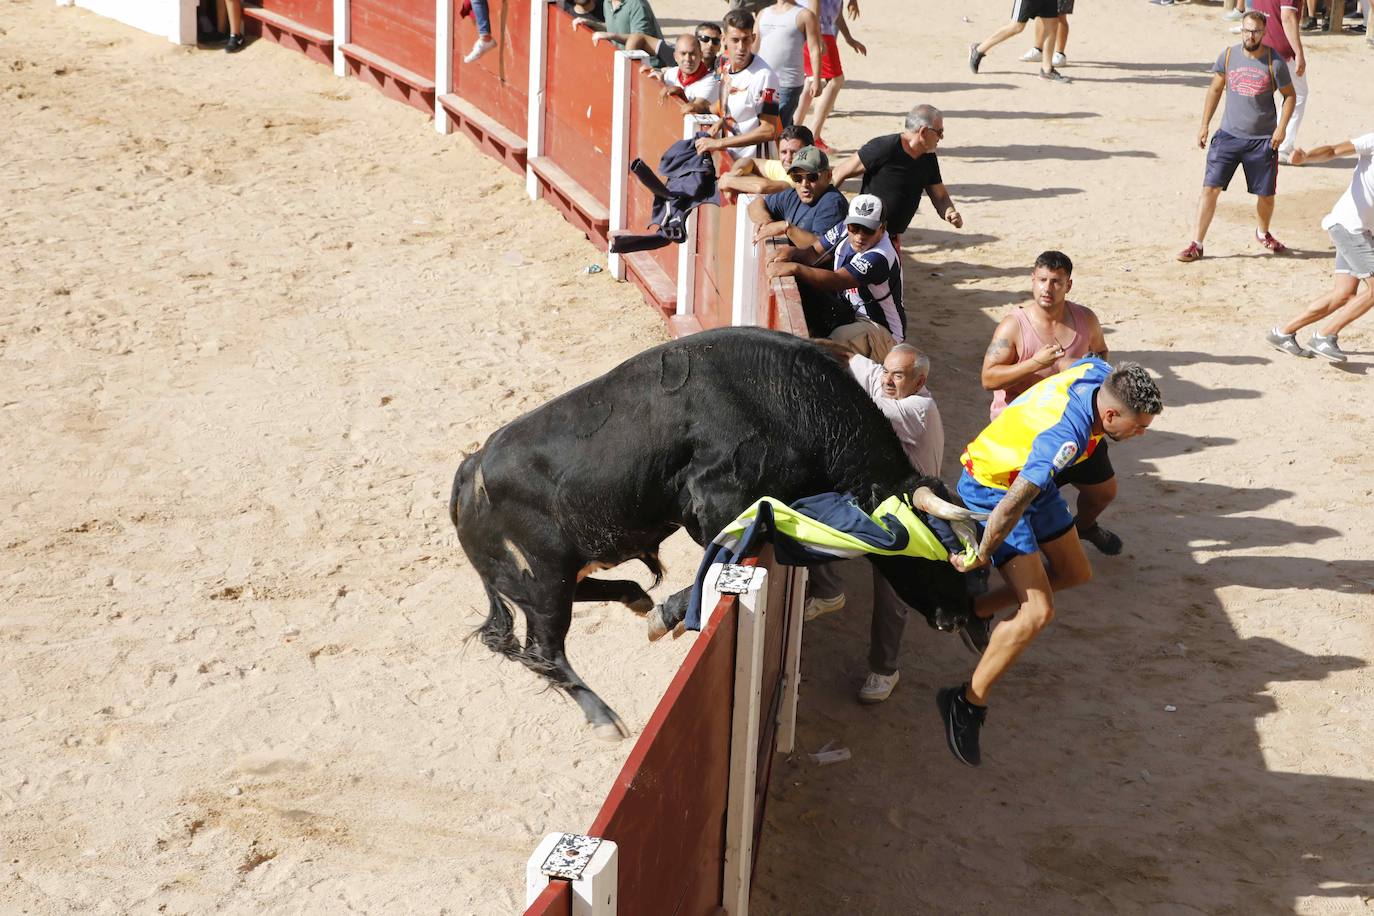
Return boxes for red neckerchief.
[678,63,708,87]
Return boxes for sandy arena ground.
[2,0,1372,912]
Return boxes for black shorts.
[1013,0,1060,22]
[1055,439,1114,487]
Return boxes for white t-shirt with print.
[663,66,722,105]
[1321,133,1374,233]
[723,56,780,160]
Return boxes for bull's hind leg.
[574,577,654,615]
[519,598,629,741]
[477,586,521,657]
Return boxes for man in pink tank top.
[980,251,1123,555]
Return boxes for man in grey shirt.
[1177,10,1296,263]
[805,344,945,704]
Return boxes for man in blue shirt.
[767,193,904,352]
[747,145,848,247]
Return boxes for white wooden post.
[526,833,619,915]
[332,0,350,77]
[435,0,453,134]
[677,114,719,319]
[608,50,646,279]
[526,0,550,200]
[714,562,769,916]
[731,195,758,327]
[774,566,807,754]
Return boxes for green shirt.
[603,0,666,66]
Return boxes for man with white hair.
[805,343,945,703]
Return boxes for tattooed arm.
[981,313,1058,392]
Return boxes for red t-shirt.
[1248,0,1299,61]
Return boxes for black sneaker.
[937,684,987,767]
[958,614,994,657]
[1077,521,1123,555]
[225,33,246,53]
[968,43,985,74]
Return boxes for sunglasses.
[922,125,945,139]
[696,34,721,43]
[847,223,878,235]
[789,171,821,184]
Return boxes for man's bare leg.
[1280,274,1359,335]
[1319,279,1374,336]
[1193,185,1224,244]
[977,20,1028,56]
[1256,194,1276,235]
[967,553,1053,705]
[1038,17,1060,73]
[1072,477,1116,530]
[971,526,1092,620]
[806,74,845,141]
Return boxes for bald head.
[674,33,705,73]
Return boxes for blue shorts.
[777,84,803,128]
[957,470,1076,568]
[1203,128,1278,197]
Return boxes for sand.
[1,0,1372,912]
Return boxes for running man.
[938,359,1163,767]
[969,0,1068,82]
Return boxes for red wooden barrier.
[243,0,333,65]
[524,879,572,916]
[530,10,614,247]
[344,0,437,113]
[620,66,687,318]
[692,199,737,331]
[444,0,531,174]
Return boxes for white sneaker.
[1052,51,1066,66]
[1221,7,1244,19]
[1019,47,1043,61]
[804,592,846,622]
[463,36,496,64]
[858,670,900,704]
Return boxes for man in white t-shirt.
[805,344,945,704]
[1266,132,1374,363]
[693,9,781,161]
[645,34,722,114]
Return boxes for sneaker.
[463,36,497,63]
[1267,327,1313,358]
[1177,241,1204,262]
[1222,7,1245,18]
[1301,14,1320,28]
[225,33,245,53]
[804,592,846,622]
[1308,333,1349,363]
[859,670,900,704]
[1078,522,1124,556]
[1256,230,1288,253]
[1039,68,1069,82]
[958,614,994,657]
[1149,0,1175,6]
[937,684,987,767]
[969,43,985,73]
[1052,51,1067,67]
[1019,47,1044,61]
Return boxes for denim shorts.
[1203,129,1278,197]
[1331,224,1374,280]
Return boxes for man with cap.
[747,145,849,247]
[766,193,904,357]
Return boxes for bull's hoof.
[627,596,654,616]
[646,607,670,641]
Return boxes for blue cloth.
[684,492,970,630]
[764,186,848,236]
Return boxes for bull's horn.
[912,486,979,522]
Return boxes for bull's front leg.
[646,587,691,642]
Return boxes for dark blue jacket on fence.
[609,134,718,254]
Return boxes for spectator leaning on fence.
[644,34,722,114]
[718,124,814,196]
[574,0,671,68]
[694,9,782,162]
[831,104,963,249]
[748,145,848,247]
[767,194,905,355]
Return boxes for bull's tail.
[449,451,482,531]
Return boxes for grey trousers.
[809,561,909,676]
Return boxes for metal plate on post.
[715,563,756,596]
[539,833,602,880]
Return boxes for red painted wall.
[693,199,737,331]
[255,0,331,34]
[541,10,614,208]
[350,0,436,79]
[452,0,530,138]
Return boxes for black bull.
[450,327,979,739]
